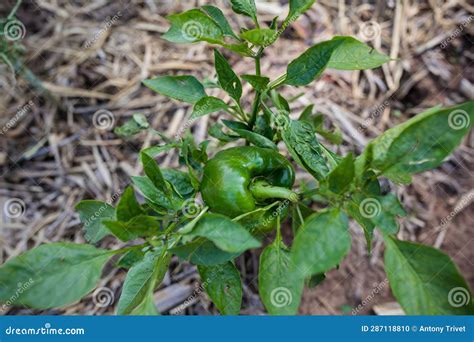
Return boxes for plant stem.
[249,179,298,203]
[249,93,261,129]
[232,201,280,222]
[177,206,208,234]
[112,242,148,255]
[249,47,264,129]
[276,215,282,243]
[268,73,287,90]
[295,204,305,226]
[255,53,262,76]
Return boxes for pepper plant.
[1,0,473,316]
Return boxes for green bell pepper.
[201,146,297,219]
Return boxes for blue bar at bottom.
[0,316,472,341]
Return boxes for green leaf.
[222,120,277,150]
[384,236,474,315]
[178,207,209,235]
[269,16,279,29]
[327,36,390,70]
[345,195,375,250]
[347,193,405,240]
[230,0,257,22]
[307,273,326,288]
[192,96,229,119]
[235,201,288,233]
[141,144,176,158]
[285,36,389,86]
[316,125,343,145]
[129,292,159,315]
[180,134,209,171]
[259,239,304,315]
[179,135,208,185]
[274,93,291,112]
[222,43,254,57]
[299,109,343,145]
[220,119,247,131]
[143,76,206,104]
[254,114,275,140]
[117,249,170,315]
[140,151,170,196]
[262,0,315,46]
[371,194,406,234]
[360,102,474,184]
[285,38,343,86]
[282,119,329,180]
[162,9,224,44]
[185,213,261,253]
[0,243,113,309]
[117,186,145,222]
[299,104,314,122]
[326,153,355,194]
[208,123,239,143]
[114,114,150,138]
[202,5,239,40]
[287,0,315,21]
[171,239,240,266]
[103,215,162,242]
[344,171,381,250]
[240,28,276,46]
[291,209,351,277]
[241,74,270,92]
[162,168,195,198]
[75,200,115,243]
[116,249,145,269]
[198,262,242,315]
[132,176,177,211]
[214,49,242,101]
[235,129,277,150]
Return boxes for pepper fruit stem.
[249,179,299,203]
